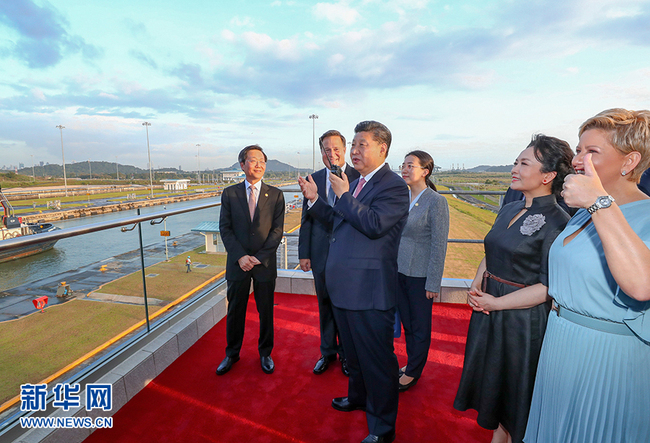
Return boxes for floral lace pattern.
[520,214,546,236]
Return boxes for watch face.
[597,196,613,208]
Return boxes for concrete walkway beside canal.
[0,233,204,322]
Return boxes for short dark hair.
[238,145,267,164]
[319,130,346,150]
[527,134,574,198]
[405,150,437,191]
[354,121,392,156]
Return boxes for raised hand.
[298,174,319,202]
[329,170,349,198]
[562,153,607,208]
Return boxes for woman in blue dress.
[454,134,574,443]
[524,109,650,443]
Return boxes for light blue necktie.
[327,184,336,206]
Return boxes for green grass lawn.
[97,247,227,301]
[439,187,496,279]
[0,300,150,406]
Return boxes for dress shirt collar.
[359,162,385,184]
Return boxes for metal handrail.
[1,187,497,253]
[0,200,223,252]
[281,187,507,196]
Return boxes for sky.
[1,0,650,173]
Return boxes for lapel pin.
[265,193,268,197]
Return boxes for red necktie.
[352,177,366,198]
[248,186,256,221]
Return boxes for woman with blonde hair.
[524,109,650,442]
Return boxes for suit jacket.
[309,164,409,311]
[298,165,360,274]
[219,181,285,282]
[396,188,449,293]
[639,169,650,197]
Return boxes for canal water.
[0,190,303,292]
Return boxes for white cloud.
[327,53,345,69]
[32,88,46,101]
[99,92,120,100]
[241,32,302,61]
[313,2,361,25]
[230,16,254,27]
[221,29,236,41]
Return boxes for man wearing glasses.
[299,130,360,376]
[217,145,285,376]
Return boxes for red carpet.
[85,293,490,443]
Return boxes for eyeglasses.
[246,159,266,166]
[399,164,423,171]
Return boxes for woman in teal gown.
[524,109,650,443]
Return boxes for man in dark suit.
[299,129,360,376]
[216,145,285,376]
[299,121,409,443]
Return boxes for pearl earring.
[621,170,627,176]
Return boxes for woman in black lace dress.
[453,134,574,443]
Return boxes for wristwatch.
[587,195,615,214]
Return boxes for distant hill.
[17,161,149,178]
[16,159,308,178]
[222,159,307,173]
[466,165,512,173]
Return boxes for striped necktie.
[352,178,366,198]
[248,186,256,221]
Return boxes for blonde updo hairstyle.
[579,108,650,182]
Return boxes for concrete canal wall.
[20,191,222,223]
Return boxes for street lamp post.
[56,125,68,197]
[309,114,318,172]
[142,122,154,198]
[196,144,201,184]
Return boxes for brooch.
[520,214,546,236]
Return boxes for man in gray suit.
[299,130,360,375]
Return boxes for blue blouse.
[548,199,650,343]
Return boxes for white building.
[161,179,190,191]
[191,222,225,253]
[220,170,245,182]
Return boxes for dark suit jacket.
[219,181,285,282]
[309,164,409,311]
[639,169,650,197]
[298,165,360,274]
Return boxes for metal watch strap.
[587,195,614,214]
